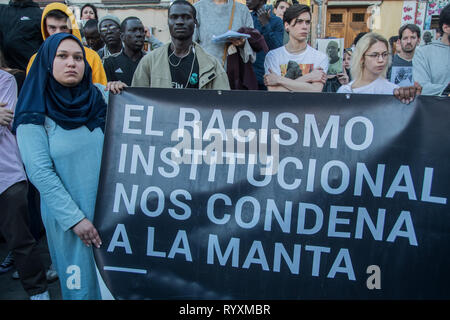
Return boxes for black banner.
[93,88,450,299]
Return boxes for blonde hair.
[350,32,390,83]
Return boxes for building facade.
[0,0,445,49]
[319,0,446,48]
[0,0,173,43]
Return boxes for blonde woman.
[338,32,421,103]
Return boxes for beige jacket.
[132,42,230,90]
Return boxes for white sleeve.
[337,84,352,93]
[264,50,281,75]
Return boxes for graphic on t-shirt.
[169,47,199,89]
[280,63,313,78]
[390,66,413,86]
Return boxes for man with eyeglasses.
[263,4,328,92]
[103,17,146,86]
[98,15,123,61]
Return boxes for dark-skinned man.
[131,0,229,90]
[103,17,146,86]
[98,15,123,61]
[247,0,284,90]
[83,19,104,52]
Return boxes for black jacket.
[0,1,43,70]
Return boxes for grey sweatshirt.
[412,40,450,96]
[193,0,255,66]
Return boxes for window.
[330,14,343,23]
[352,13,365,22]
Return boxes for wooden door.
[346,7,370,48]
[326,7,370,49]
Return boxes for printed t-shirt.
[264,45,329,77]
[168,46,200,89]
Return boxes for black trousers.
[27,183,45,241]
[0,181,47,296]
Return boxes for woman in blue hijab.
[13,33,119,299]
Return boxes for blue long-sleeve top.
[251,11,284,87]
[15,84,108,300]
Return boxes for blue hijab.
[12,33,107,133]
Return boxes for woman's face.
[362,41,389,77]
[81,6,95,20]
[52,39,85,87]
[343,51,351,69]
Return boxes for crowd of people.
[0,0,449,300]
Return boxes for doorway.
[326,7,370,49]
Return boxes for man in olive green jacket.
[131,0,230,90]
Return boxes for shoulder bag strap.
[222,0,236,65]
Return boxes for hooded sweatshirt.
[26,2,107,85]
[0,0,43,71]
[412,39,450,96]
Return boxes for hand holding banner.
[94,88,450,299]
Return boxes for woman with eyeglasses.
[337,32,421,103]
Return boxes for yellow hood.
[41,2,82,41]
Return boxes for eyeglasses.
[365,52,389,59]
[99,25,119,33]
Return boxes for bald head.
[326,40,339,59]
